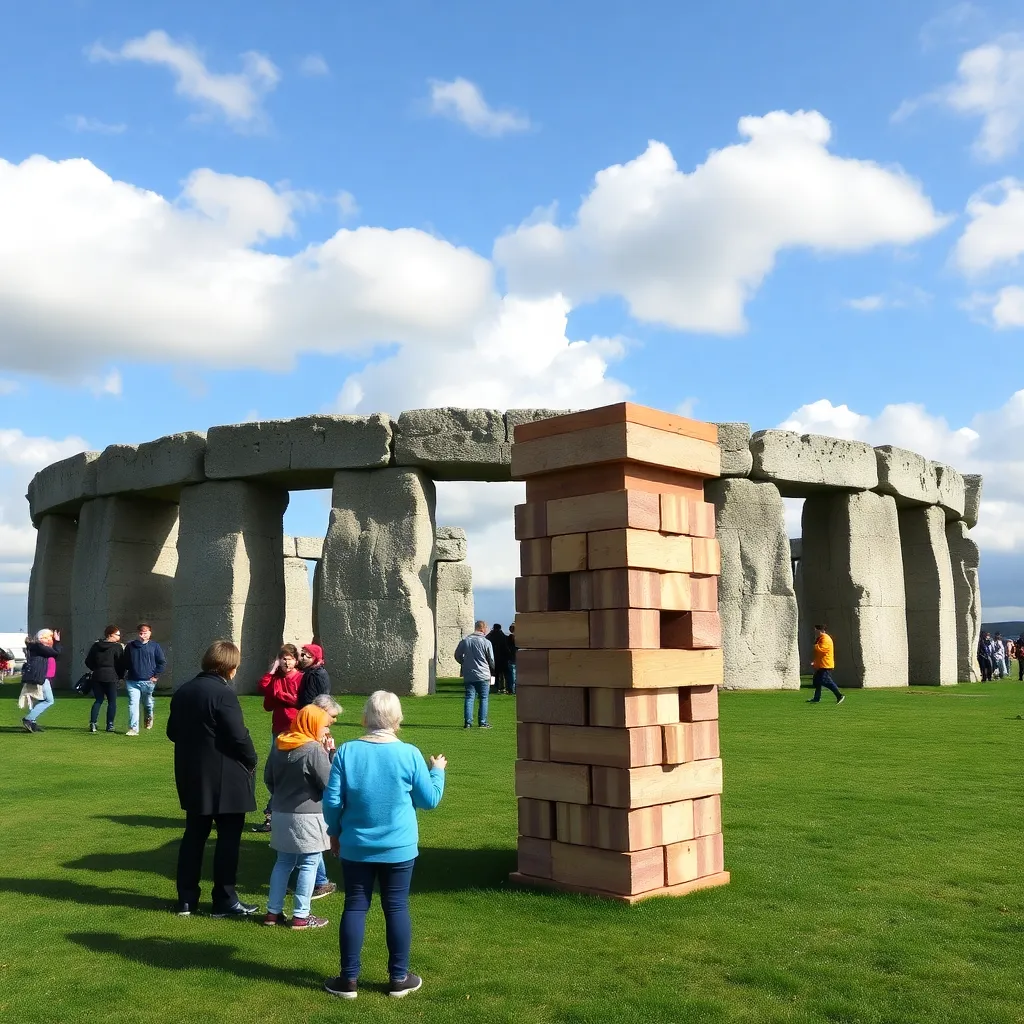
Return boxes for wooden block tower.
[509,402,728,902]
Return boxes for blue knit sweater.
[323,738,445,863]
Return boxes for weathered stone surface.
[933,463,966,520]
[962,474,983,529]
[705,478,799,690]
[873,446,938,506]
[319,468,436,695]
[173,481,288,692]
[94,432,206,499]
[283,556,313,650]
[899,506,958,685]
[312,559,323,640]
[801,491,908,688]
[715,423,753,478]
[27,515,78,687]
[505,409,573,441]
[71,496,179,688]
[946,521,981,682]
[294,536,324,560]
[436,526,467,562]
[27,452,99,523]
[394,408,508,481]
[205,415,392,488]
[436,560,474,679]
[750,431,877,496]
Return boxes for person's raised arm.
[410,748,446,810]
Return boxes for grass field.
[2,677,1023,1023]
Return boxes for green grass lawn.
[2,677,1023,1023]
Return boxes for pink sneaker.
[291,914,329,930]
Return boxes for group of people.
[167,639,447,1000]
[977,631,1024,681]
[454,619,518,728]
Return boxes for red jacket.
[258,670,302,735]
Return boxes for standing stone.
[705,478,799,690]
[27,515,78,687]
[801,491,908,688]
[319,469,436,696]
[946,521,982,682]
[71,496,179,687]
[173,481,288,692]
[435,560,474,679]
[283,556,314,650]
[715,423,753,478]
[898,506,958,685]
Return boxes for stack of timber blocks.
[510,402,728,903]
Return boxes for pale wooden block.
[546,489,661,536]
[550,840,666,896]
[518,836,552,879]
[549,724,664,769]
[660,610,722,650]
[662,722,693,764]
[589,687,682,728]
[516,722,550,761]
[514,502,548,540]
[515,760,591,804]
[693,794,722,837]
[592,758,724,809]
[587,529,693,573]
[588,608,660,649]
[516,685,587,725]
[549,648,724,689]
[660,800,696,845]
[550,532,588,573]
[518,798,555,839]
[696,832,725,876]
[515,575,570,613]
[665,839,699,885]
[691,720,720,760]
[515,611,590,649]
[681,684,720,722]
[691,537,722,575]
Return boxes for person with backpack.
[20,628,61,732]
[85,624,125,733]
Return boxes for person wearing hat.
[297,643,331,709]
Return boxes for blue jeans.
[340,858,415,982]
[268,850,321,919]
[25,681,54,722]
[315,853,329,887]
[464,678,489,726]
[126,680,156,730]
[507,662,517,695]
[811,669,842,702]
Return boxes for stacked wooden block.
[509,402,729,902]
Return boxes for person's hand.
[430,754,447,770]
[330,836,340,857]
[53,630,61,642]
[150,676,158,683]
[323,734,336,753]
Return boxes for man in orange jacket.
[808,624,845,704]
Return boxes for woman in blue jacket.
[322,691,446,1001]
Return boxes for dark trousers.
[493,665,508,692]
[811,668,842,702]
[1018,658,1023,682]
[89,681,117,728]
[175,811,245,910]
[340,858,415,982]
[979,656,993,681]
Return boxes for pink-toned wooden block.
[589,608,660,649]
[691,538,721,576]
[592,758,723,809]
[681,684,719,722]
[515,760,590,804]
[588,687,681,728]
[665,839,699,885]
[546,489,661,536]
[691,720,720,760]
[660,611,722,650]
[693,795,722,837]
[515,575,570,613]
[695,832,725,876]
[520,538,552,576]
[516,685,587,725]
[550,841,665,896]
[516,649,550,687]
[661,722,693,764]
[515,611,589,649]
[660,496,717,538]
[570,568,663,610]
[548,725,664,769]
[514,502,548,540]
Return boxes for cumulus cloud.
[66,115,127,135]
[895,35,1024,161]
[88,30,280,129]
[843,287,932,312]
[495,111,947,333]
[428,78,531,136]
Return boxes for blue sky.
[1,0,1023,631]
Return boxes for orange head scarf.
[275,704,331,752]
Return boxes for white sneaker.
[125,728,139,736]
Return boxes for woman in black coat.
[85,624,125,733]
[167,640,259,918]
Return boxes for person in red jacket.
[253,644,302,833]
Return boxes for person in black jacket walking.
[167,640,260,918]
[85,625,125,733]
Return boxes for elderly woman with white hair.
[322,690,446,1001]
[20,628,61,733]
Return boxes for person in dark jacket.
[1017,634,1024,682]
[297,643,331,708]
[85,625,125,733]
[486,625,509,693]
[123,622,167,736]
[506,623,517,695]
[167,640,259,918]
[20,628,61,733]
[977,633,994,681]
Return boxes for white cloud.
[845,295,886,312]
[428,77,531,136]
[335,190,359,219]
[896,36,1024,161]
[299,54,330,77]
[86,368,122,397]
[843,287,932,312]
[88,30,280,129]
[495,111,947,333]
[66,115,127,135]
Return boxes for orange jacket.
[813,633,835,670]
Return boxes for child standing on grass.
[263,704,334,930]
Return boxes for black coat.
[486,629,509,667]
[22,641,60,684]
[85,640,124,686]
[166,671,258,816]
[297,664,331,708]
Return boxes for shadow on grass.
[96,815,184,829]
[67,932,324,989]
[0,875,170,912]
[64,839,182,880]
[413,846,515,891]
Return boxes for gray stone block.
[715,422,753,478]
[27,452,99,523]
[435,526,467,561]
[94,432,207,499]
[27,514,78,688]
[283,556,313,650]
[946,521,981,682]
[899,506,958,685]
[801,491,908,688]
[962,474,983,529]
[750,430,877,496]
[705,478,800,690]
[205,414,392,487]
[319,468,436,695]
[505,408,572,441]
[283,535,297,557]
[873,446,938,506]
[394,408,509,481]
[933,463,966,520]
[71,496,179,689]
[294,536,324,561]
[173,481,288,692]
[435,560,474,679]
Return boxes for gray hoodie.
[454,631,495,683]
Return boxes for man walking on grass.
[807,624,845,705]
[455,621,494,729]
[124,622,166,735]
